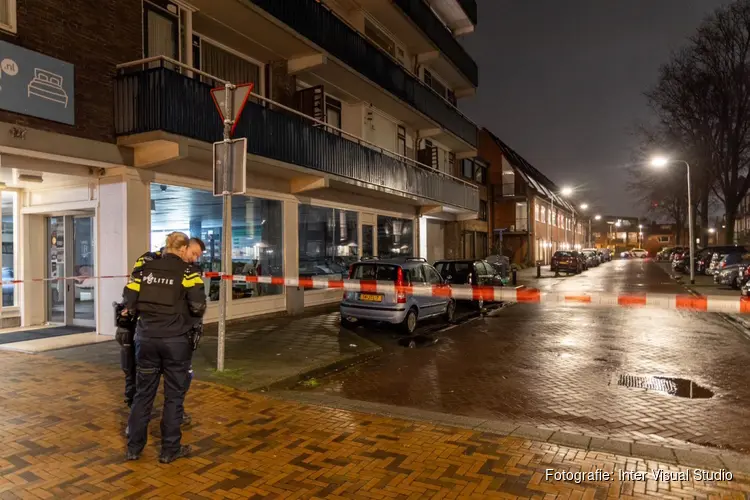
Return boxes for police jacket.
[130,248,164,281]
[123,253,206,338]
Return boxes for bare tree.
[646,0,750,244]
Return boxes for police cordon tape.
[4,272,750,314]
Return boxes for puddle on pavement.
[616,374,714,399]
[398,335,439,349]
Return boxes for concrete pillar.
[96,170,149,336]
[283,199,303,315]
[19,210,45,327]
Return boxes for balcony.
[456,0,477,25]
[248,0,477,148]
[114,65,479,212]
[393,0,478,87]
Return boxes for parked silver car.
[340,257,455,334]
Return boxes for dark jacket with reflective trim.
[130,249,163,281]
[123,253,206,338]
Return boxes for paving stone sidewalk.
[52,307,381,392]
[2,350,750,499]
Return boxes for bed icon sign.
[0,40,75,125]
[28,68,68,107]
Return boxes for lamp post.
[592,214,601,248]
[547,186,574,263]
[651,156,694,284]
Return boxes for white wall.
[426,219,445,262]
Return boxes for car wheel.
[735,276,743,290]
[341,316,358,330]
[554,272,560,277]
[443,300,456,323]
[401,308,418,335]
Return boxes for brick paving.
[300,260,750,453]
[51,307,381,392]
[1,351,750,499]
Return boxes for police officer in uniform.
[118,237,205,427]
[123,232,206,463]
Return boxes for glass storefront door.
[46,214,95,327]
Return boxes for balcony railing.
[114,62,479,212]
[249,0,477,148]
[393,0,478,87]
[456,0,478,26]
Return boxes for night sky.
[461,0,734,216]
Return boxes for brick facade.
[0,0,142,143]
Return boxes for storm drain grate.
[616,374,714,399]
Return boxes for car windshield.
[351,264,399,281]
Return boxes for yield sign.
[210,82,254,136]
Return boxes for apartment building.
[0,0,480,338]
[480,130,583,265]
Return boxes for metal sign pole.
[217,84,235,372]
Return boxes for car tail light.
[396,267,407,303]
[348,265,354,278]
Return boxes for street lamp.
[650,156,694,284]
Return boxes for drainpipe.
[526,196,532,265]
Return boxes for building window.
[462,159,473,179]
[144,1,179,63]
[195,37,262,98]
[541,206,546,224]
[479,201,487,221]
[378,216,414,258]
[0,0,17,33]
[149,183,284,302]
[326,96,342,135]
[423,69,449,101]
[535,204,540,222]
[502,163,515,195]
[397,125,406,156]
[658,236,670,243]
[364,17,396,57]
[516,202,528,231]
[298,205,359,289]
[474,164,486,184]
[2,191,16,307]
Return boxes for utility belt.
[113,301,136,347]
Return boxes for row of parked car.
[661,245,750,293]
[550,248,613,276]
[340,256,510,334]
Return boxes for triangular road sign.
[211,83,254,129]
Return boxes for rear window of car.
[351,264,399,281]
[554,251,572,257]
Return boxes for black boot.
[126,449,140,461]
[159,445,191,464]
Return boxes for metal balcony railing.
[249,0,477,148]
[113,60,479,212]
[393,0,478,87]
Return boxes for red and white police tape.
[4,272,750,314]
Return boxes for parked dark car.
[715,254,750,289]
[707,246,749,276]
[434,259,505,310]
[551,251,583,276]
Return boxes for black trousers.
[121,342,137,406]
[127,334,191,455]
[123,337,193,409]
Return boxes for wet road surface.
[297,259,750,452]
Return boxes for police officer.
[120,238,205,426]
[123,232,206,463]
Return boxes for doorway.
[46,214,95,327]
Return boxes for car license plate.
[360,293,383,302]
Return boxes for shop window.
[298,205,359,289]
[377,216,414,258]
[149,184,283,302]
[2,191,15,307]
